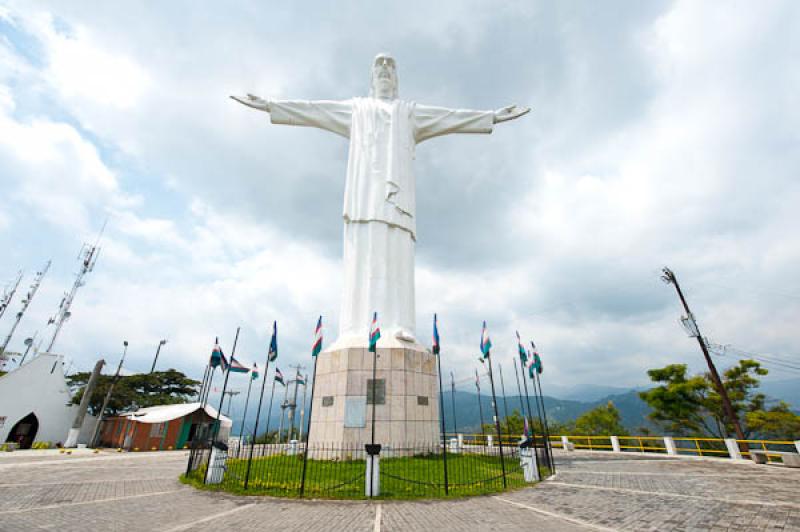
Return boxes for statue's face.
[371,53,398,99]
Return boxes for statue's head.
[370,53,398,100]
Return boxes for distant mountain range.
[228,378,800,436]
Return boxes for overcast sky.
[1,1,799,402]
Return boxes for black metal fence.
[185,439,552,499]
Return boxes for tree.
[639,359,784,438]
[574,401,628,436]
[746,402,800,440]
[67,369,200,416]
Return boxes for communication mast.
[0,261,51,355]
[0,270,23,322]
[45,222,105,353]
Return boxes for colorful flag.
[534,351,543,375]
[268,321,278,362]
[210,342,223,368]
[516,331,527,363]
[229,356,249,373]
[274,367,284,385]
[251,363,259,381]
[480,321,492,357]
[296,371,306,386]
[368,312,381,353]
[312,316,323,357]
[432,314,440,355]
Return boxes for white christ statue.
[232,54,528,347]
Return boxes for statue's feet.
[394,329,416,343]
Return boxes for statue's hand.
[493,104,530,124]
[230,93,271,112]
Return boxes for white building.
[0,353,97,448]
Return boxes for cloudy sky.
[1,1,799,403]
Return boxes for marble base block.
[307,345,441,452]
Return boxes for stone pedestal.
[308,345,440,449]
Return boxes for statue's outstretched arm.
[230,94,271,113]
[493,104,530,124]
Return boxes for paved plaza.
[0,449,798,531]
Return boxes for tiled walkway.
[0,449,797,531]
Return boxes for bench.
[750,450,800,467]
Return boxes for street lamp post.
[149,339,167,374]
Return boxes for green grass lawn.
[182,450,547,500]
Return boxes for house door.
[6,413,39,449]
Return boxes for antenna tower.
[45,221,106,353]
[0,270,23,322]
[1,261,51,355]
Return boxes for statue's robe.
[269,97,493,344]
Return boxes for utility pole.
[65,358,105,447]
[90,341,128,447]
[46,222,105,353]
[298,374,308,441]
[285,365,305,441]
[1,261,50,356]
[149,339,168,373]
[0,270,23,322]
[661,267,746,441]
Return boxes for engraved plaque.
[344,396,366,427]
[366,379,386,405]
[322,396,334,407]
[417,395,429,406]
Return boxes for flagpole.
[475,369,485,443]
[433,314,448,495]
[197,364,210,401]
[534,369,555,474]
[485,350,507,489]
[300,349,320,496]
[520,356,542,472]
[450,372,458,436]
[277,380,289,443]
[512,357,528,422]
[299,375,308,441]
[264,377,277,443]
[185,338,216,478]
[211,328,239,445]
[238,370,255,457]
[498,363,510,432]
[244,333,274,490]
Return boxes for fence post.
[365,444,381,497]
[663,436,677,456]
[457,433,464,448]
[487,434,493,449]
[725,438,743,460]
[561,435,569,449]
[610,436,621,453]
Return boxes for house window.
[417,396,429,406]
[322,396,334,407]
[366,379,385,405]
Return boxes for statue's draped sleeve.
[413,104,494,143]
[269,99,353,138]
